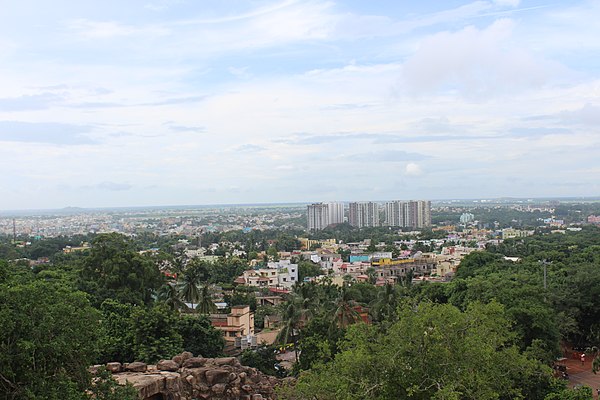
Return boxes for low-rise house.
[234,260,298,289]
[210,305,255,343]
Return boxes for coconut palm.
[276,300,301,362]
[371,283,398,323]
[178,268,202,311]
[156,281,187,311]
[196,285,217,314]
[332,285,359,329]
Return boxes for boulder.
[172,355,184,366]
[125,361,147,372]
[88,364,102,375]
[157,359,179,372]
[211,383,227,395]
[213,357,236,366]
[205,369,230,385]
[106,362,122,373]
[182,357,207,368]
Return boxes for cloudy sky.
[1,0,599,209]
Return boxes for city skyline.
[1,0,599,210]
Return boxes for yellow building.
[210,305,255,343]
[298,237,336,250]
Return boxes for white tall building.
[349,202,379,228]
[384,200,431,228]
[327,202,345,225]
[307,202,345,230]
[307,203,329,231]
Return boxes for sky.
[0,0,599,210]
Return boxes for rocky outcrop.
[105,353,283,400]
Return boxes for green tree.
[97,299,135,364]
[285,301,558,400]
[79,233,163,306]
[130,306,183,363]
[333,285,359,329]
[178,267,202,310]
[0,281,101,399]
[177,314,224,358]
[88,367,138,400]
[370,284,397,323]
[196,285,217,314]
[156,281,187,311]
[277,300,301,362]
[298,260,323,281]
[240,345,282,376]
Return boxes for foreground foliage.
[283,301,559,400]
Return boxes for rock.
[88,364,102,375]
[114,373,164,399]
[125,361,147,372]
[205,369,230,385]
[182,357,207,368]
[105,362,122,373]
[108,356,282,400]
[241,384,254,393]
[172,355,184,366]
[213,357,236,366]
[211,383,227,395]
[157,359,179,372]
[180,351,193,360]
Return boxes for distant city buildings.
[327,202,345,225]
[501,228,535,240]
[307,203,329,231]
[588,215,600,224]
[383,200,431,229]
[307,202,345,231]
[308,200,432,230]
[349,202,380,228]
[460,212,475,225]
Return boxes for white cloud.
[405,163,423,176]
[66,19,169,39]
[493,0,520,7]
[401,18,570,98]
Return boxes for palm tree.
[294,282,320,326]
[277,300,301,363]
[371,283,397,323]
[333,285,359,329]
[156,281,187,311]
[179,268,202,311]
[196,285,217,314]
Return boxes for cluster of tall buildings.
[306,202,345,231]
[307,200,431,230]
[383,200,432,229]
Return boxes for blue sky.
[0,0,599,209]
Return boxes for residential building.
[384,200,431,228]
[460,212,475,224]
[298,237,336,250]
[588,215,600,224]
[349,202,379,228]
[501,228,535,239]
[327,202,345,225]
[307,203,329,231]
[234,260,298,289]
[210,305,254,343]
[307,202,345,230]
